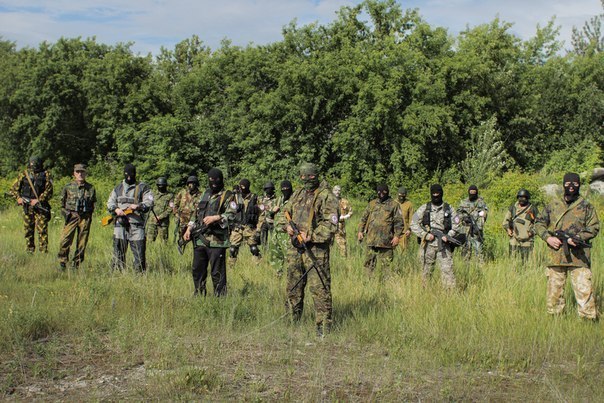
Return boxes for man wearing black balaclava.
[107,163,154,272]
[534,172,600,320]
[9,156,54,253]
[357,184,403,277]
[173,175,202,252]
[458,185,489,261]
[502,189,539,261]
[184,168,236,297]
[410,184,462,290]
[229,178,261,264]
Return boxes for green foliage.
[481,171,544,210]
[542,139,602,178]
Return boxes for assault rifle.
[101,209,134,227]
[428,228,463,258]
[459,208,484,242]
[550,230,591,263]
[284,211,327,292]
[20,196,50,215]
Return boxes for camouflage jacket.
[283,184,339,244]
[457,197,488,234]
[10,169,53,203]
[189,188,236,248]
[259,194,278,226]
[358,197,403,248]
[106,181,154,227]
[174,188,202,224]
[61,181,96,215]
[151,191,174,226]
[501,202,538,247]
[410,202,461,247]
[273,196,290,233]
[398,200,413,233]
[534,196,600,267]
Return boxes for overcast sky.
[0,0,601,55]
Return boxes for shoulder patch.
[454,215,460,224]
[229,200,237,209]
[330,214,339,224]
[259,204,265,211]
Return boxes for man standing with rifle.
[10,156,53,253]
[229,178,261,263]
[534,172,599,320]
[283,163,339,337]
[410,184,463,290]
[147,177,173,243]
[457,185,488,261]
[502,189,538,261]
[173,175,201,254]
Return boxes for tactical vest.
[64,182,95,213]
[21,171,47,199]
[196,189,231,232]
[421,202,452,232]
[509,204,537,223]
[114,182,145,208]
[234,193,258,226]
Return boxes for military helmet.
[263,181,275,190]
[516,189,530,199]
[186,175,199,184]
[157,177,168,186]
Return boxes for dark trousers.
[113,238,146,272]
[192,245,227,296]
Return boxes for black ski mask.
[397,186,407,203]
[563,172,580,204]
[124,164,136,185]
[430,184,443,206]
[263,181,275,197]
[207,168,224,194]
[377,184,389,202]
[29,156,43,173]
[468,185,478,202]
[281,180,293,201]
[239,179,251,196]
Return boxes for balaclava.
[263,181,275,197]
[468,185,479,202]
[397,186,407,203]
[377,184,389,202]
[156,177,168,193]
[29,156,43,173]
[239,179,251,196]
[281,180,293,201]
[208,168,224,194]
[124,164,136,185]
[430,184,444,206]
[563,172,580,204]
[517,189,530,207]
[187,176,199,193]
[300,163,320,191]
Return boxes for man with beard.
[10,156,53,253]
[502,189,538,261]
[147,177,174,243]
[397,186,414,252]
[270,180,294,274]
[284,163,338,337]
[410,184,462,290]
[457,185,489,260]
[173,175,202,251]
[229,178,261,263]
[107,164,154,272]
[332,185,352,257]
[183,168,236,296]
[357,184,403,278]
[259,181,277,248]
[534,173,599,319]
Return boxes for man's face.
[469,190,478,197]
[74,169,87,182]
[564,181,579,192]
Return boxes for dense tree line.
[0,0,602,195]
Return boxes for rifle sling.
[553,197,583,230]
[23,170,41,200]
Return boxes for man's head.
[124,163,136,185]
[397,186,407,203]
[207,168,224,194]
[468,185,478,202]
[29,156,42,173]
[239,179,251,195]
[516,189,530,206]
[156,176,168,192]
[281,180,293,201]
[376,184,389,202]
[299,162,319,191]
[186,175,199,192]
[430,184,444,206]
[263,181,275,197]
[563,172,580,203]
[332,185,341,198]
[74,163,87,183]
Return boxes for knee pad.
[229,246,239,258]
[250,245,261,257]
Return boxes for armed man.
[457,185,488,260]
[106,163,154,272]
[357,184,403,278]
[57,164,96,270]
[397,186,414,252]
[147,177,174,243]
[534,173,599,320]
[9,156,53,253]
[183,168,236,296]
[173,175,202,253]
[410,184,463,290]
[332,185,352,257]
[502,189,538,261]
[270,180,294,275]
[229,178,261,263]
[259,181,277,249]
[284,163,339,337]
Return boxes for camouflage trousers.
[147,223,169,242]
[286,243,332,332]
[58,213,92,266]
[23,210,49,253]
[364,246,394,279]
[461,233,484,261]
[268,231,290,273]
[546,266,596,319]
[229,226,260,261]
[334,228,347,257]
[419,243,456,290]
[509,244,533,262]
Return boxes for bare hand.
[30,199,38,206]
[357,232,364,241]
[17,198,23,205]
[115,208,126,216]
[203,215,221,226]
[507,228,514,237]
[404,230,411,237]
[425,233,434,242]
[128,204,139,211]
[567,238,577,247]
[442,236,449,243]
[183,228,191,241]
[391,236,400,247]
[546,236,562,250]
[286,225,294,236]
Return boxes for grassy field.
[0,199,603,401]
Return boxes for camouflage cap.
[74,163,87,172]
[299,162,319,176]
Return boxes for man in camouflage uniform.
[229,178,261,263]
[107,164,154,272]
[457,185,488,260]
[357,184,403,277]
[332,185,352,257]
[397,186,414,252]
[270,180,293,275]
[259,181,277,249]
[534,173,599,319]
[410,184,462,290]
[183,168,236,296]
[173,176,202,249]
[10,156,53,253]
[284,163,339,337]
[147,177,174,243]
[502,189,538,261]
[58,164,96,269]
